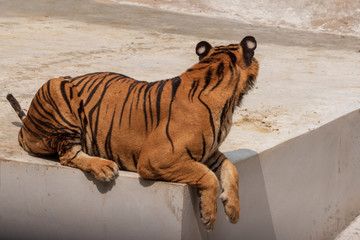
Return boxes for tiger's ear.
[196,41,212,61]
[240,36,257,66]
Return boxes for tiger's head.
[193,36,259,106]
[196,36,258,68]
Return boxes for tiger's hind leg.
[59,144,119,182]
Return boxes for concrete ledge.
[0,160,200,240]
[1,109,360,239]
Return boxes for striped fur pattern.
[7,36,259,231]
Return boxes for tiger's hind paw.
[90,159,119,182]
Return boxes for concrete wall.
[1,109,360,240]
[259,109,360,240]
[208,110,360,240]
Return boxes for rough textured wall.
[99,0,360,37]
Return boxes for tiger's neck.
[177,62,241,150]
[180,61,242,111]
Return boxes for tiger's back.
[69,72,185,172]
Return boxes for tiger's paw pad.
[91,160,119,182]
[220,192,240,224]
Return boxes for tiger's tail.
[6,94,27,121]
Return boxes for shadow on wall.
[84,172,117,193]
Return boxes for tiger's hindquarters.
[10,77,81,157]
[17,124,57,156]
[5,93,51,155]
[10,77,119,181]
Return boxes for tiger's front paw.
[220,191,240,224]
[199,194,217,231]
[90,159,119,182]
[200,204,217,231]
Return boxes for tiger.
[6,36,259,231]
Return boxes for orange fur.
[7,36,259,230]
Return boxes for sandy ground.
[336,215,360,240]
[0,0,360,238]
[1,0,360,162]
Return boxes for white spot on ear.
[246,40,256,49]
[197,46,206,55]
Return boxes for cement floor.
[336,214,360,240]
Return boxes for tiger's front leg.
[59,145,119,182]
[214,153,240,224]
[137,150,219,231]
